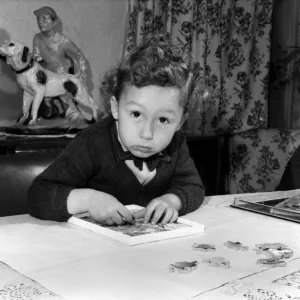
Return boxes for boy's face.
[111,84,186,158]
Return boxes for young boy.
[27,34,205,225]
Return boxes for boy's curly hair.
[100,34,196,114]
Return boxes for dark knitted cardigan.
[27,117,205,221]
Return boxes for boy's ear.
[176,113,188,131]
[110,96,119,120]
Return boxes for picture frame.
[231,195,300,224]
[68,205,206,246]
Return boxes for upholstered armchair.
[228,129,300,193]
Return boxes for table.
[0,191,300,300]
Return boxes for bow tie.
[119,150,171,172]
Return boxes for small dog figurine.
[0,40,99,126]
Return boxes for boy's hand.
[133,196,179,225]
[88,191,133,226]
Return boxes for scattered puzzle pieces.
[254,243,288,251]
[202,257,230,269]
[254,243,293,259]
[256,257,286,267]
[168,261,198,273]
[169,241,292,274]
[224,241,249,251]
[267,247,293,259]
[192,243,216,252]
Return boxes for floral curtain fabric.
[125,0,273,136]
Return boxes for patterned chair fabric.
[228,129,300,193]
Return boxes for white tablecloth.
[0,190,299,300]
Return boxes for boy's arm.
[27,135,95,222]
[166,134,205,216]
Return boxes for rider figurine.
[32,6,89,122]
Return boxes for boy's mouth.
[132,145,152,154]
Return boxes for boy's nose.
[140,122,153,140]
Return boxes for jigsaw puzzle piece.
[168,261,198,273]
[224,241,249,251]
[192,243,216,252]
[202,257,230,269]
[256,257,286,267]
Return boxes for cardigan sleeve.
[166,135,205,216]
[27,134,95,222]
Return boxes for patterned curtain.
[125,0,273,136]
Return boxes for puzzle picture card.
[68,205,205,246]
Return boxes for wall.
[0,0,127,126]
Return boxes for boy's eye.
[131,111,141,118]
[159,117,169,124]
